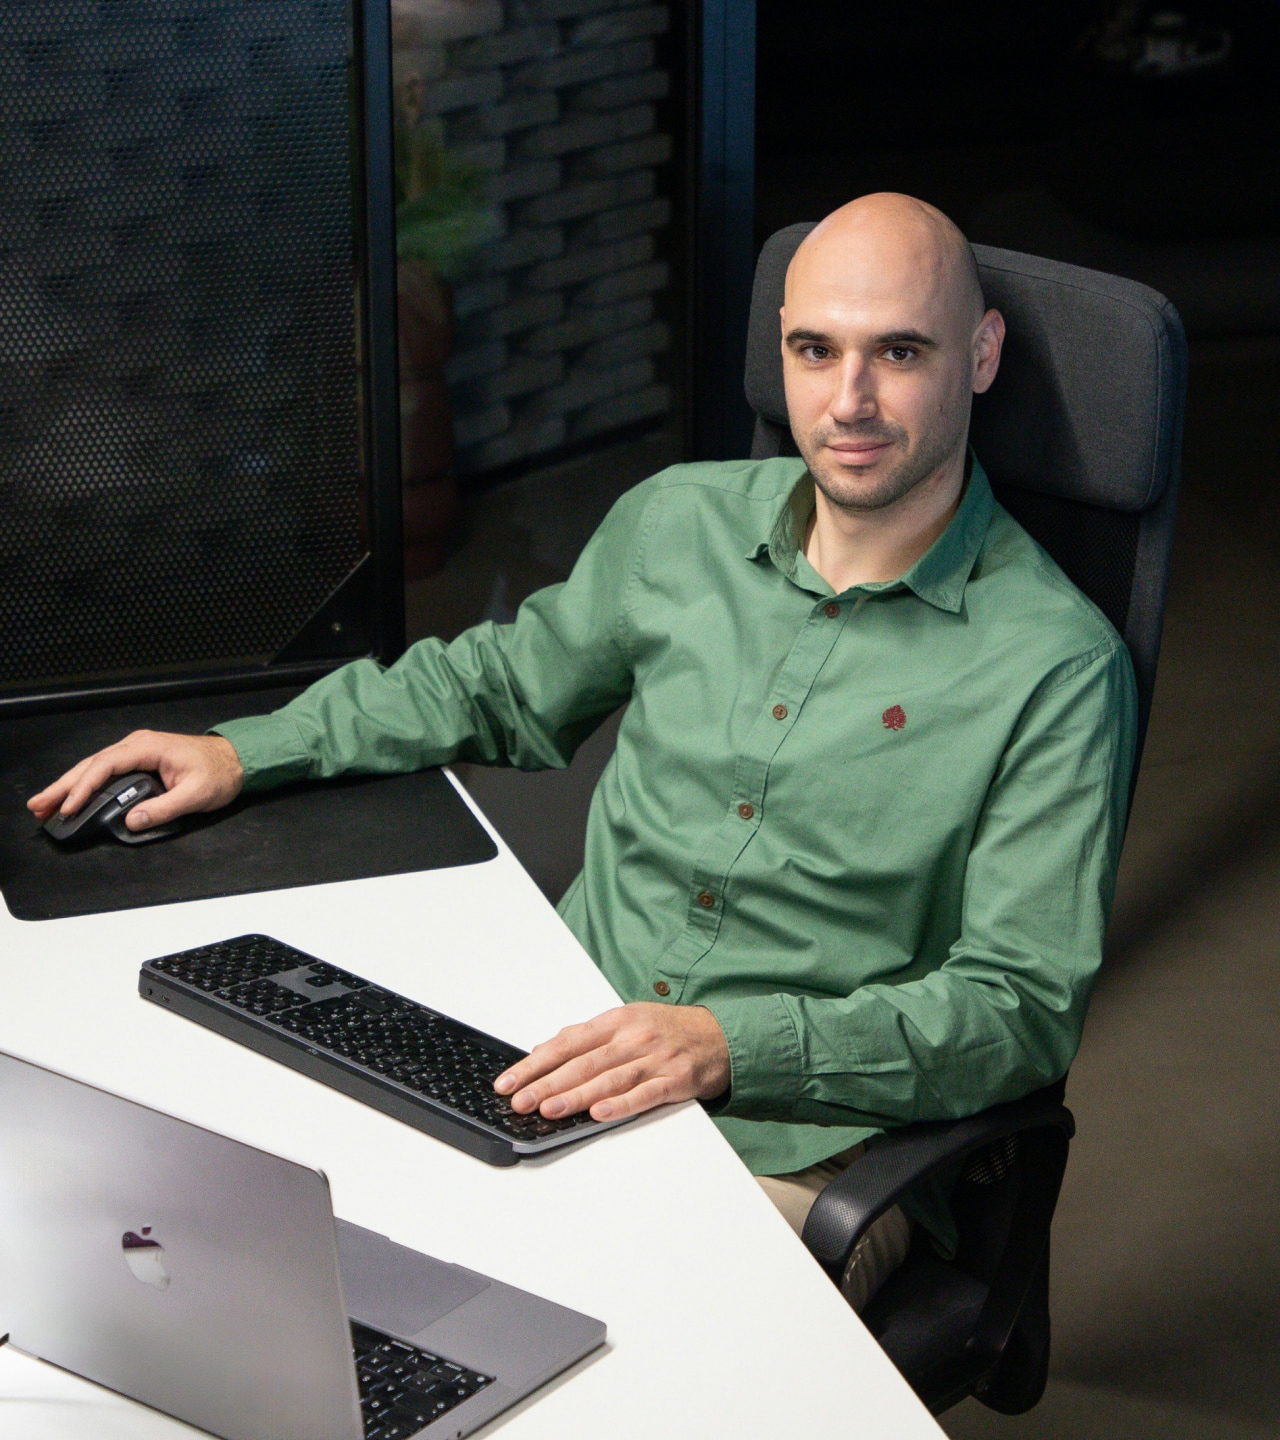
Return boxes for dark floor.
[406,349,1280,1436]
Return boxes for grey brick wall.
[394,0,674,476]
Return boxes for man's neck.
[803,451,968,594]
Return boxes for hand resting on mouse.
[28,732,244,835]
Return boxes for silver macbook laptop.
[0,1049,605,1440]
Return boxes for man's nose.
[828,354,876,424]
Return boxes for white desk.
[0,775,942,1439]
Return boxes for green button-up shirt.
[216,456,1135,1192]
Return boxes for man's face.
[780,226,998,514]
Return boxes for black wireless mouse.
[42,771,179,846]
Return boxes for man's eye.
[885,346,916,363]
[802,345,830,361]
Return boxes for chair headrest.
[744,226,1187,513]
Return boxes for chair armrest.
[801,1090,1075,1284]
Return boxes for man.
[30,194,1136,1310]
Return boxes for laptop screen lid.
[0,1049,364,1440]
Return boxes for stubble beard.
[799,422,961,514]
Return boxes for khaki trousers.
[757,1145,912,1313]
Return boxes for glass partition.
[389,0,689,600]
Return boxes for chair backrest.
[743,226,1188,765]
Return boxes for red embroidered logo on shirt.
[882,705,906,731]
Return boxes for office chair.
[743,228,1188,1415]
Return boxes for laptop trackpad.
[335,1218,489,1337]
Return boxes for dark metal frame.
[692,0,757,461]
[356,0,406,667]
[1,0,404,719]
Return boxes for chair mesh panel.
[0,1,362,693]
[962,1134,1019,1187]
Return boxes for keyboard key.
[349,1320,489,1434]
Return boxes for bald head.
[778,192,1004,521]
[787,193,985,333]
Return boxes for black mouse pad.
[0,687,498,921]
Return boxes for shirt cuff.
[701,993,805,1119]
[209,714,315,793]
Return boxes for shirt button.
[772,703,788,720]
[824,602,840,618]
[737,802,754,820]
[653,980,670,996]
[697,891,715,908]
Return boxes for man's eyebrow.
[782,327,940,348]
[872,329,938,348]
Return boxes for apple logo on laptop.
[122,1227,170,1290]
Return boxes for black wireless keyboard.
[138,934,629,1165]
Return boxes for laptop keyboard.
[143,935,596,1145]
[353,1322,492,1438]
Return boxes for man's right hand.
[27,731,245,835]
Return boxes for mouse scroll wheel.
[116,785,140,806]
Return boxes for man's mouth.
[824,440,894,463]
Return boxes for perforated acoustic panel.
[0,0,366,697]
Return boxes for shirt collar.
[747,450,994,614]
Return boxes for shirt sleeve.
[704,639,1137,1128]
[211,483,651,791]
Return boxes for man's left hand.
[494,1003,731,1122]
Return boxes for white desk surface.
[0,774,941,1440]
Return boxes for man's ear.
[972,308,1005,395]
